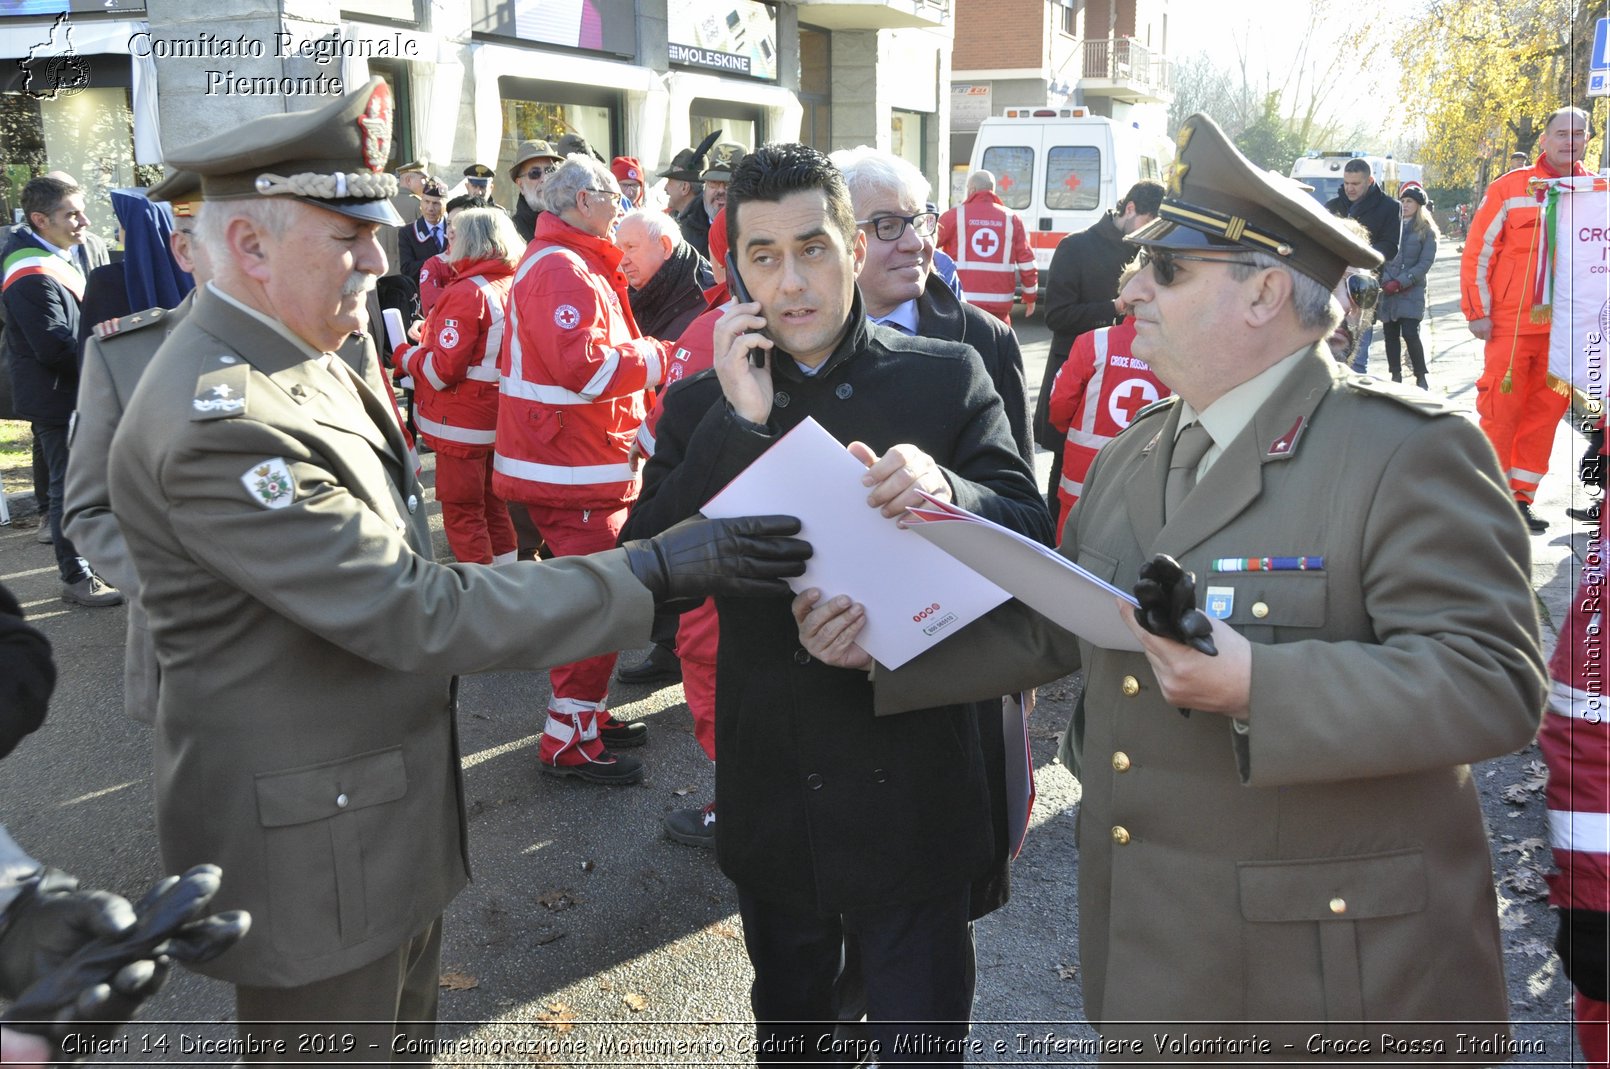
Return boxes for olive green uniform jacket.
[878,349,1545,1057]
[108,286,654,987]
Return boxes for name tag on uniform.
[1205,585,1235,619]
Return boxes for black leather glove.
[622,515,811,602]
[2,865,250,1059]
[1557,907,1609,1002]
[0,869,135,1001]
[1133,553,1217,657]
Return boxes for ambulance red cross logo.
[970,226,1000,259]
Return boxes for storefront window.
[667,0,779,81]
[498,78,618,177]
[690,99,762,155]
[891,109,925,176]
[1,79,138,249]
[471,0,637,57]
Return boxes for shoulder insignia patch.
[554,304,582,330]
[241,458,295,509]
[95,305,165,341]
[191,355,250,421]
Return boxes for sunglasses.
[523,164,558,180]
[1138,247,1259,286]
[1346,273,1380,306]
[856,211,940,242]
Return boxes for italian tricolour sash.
[2,245,85,301]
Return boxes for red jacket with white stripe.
[1047,320,1169,516]
[494,212,667,510]
[634,301,721,460]
[398,257,511,459]
[1459,155,1588,337]
[938,189,1038,322]
[1543,508,1610,913]
[418,253,453,318]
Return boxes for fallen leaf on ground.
[710,922,742,941]
[1499,866,1550,900]
[1498,837,1548,855]
[540,889,580,912]
[439,969,479,991]
[1056,963,1077,981]
[623,992,648,1011]
[536,1002,577,1032]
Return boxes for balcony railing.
[1080,37,1171,93]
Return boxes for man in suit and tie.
[796,113,1547,1059]
[107,78,808,1054]
[398,175,447,287]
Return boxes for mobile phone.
[726,251,772,367]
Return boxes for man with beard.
[509,139,563,242]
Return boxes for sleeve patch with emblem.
[554,304,582,329]
[242,458,296,509]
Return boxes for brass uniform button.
[1329,897,1347,915]
[1251,601,1270,619]
[1111,826,1131,845]
[1120,675,1141,697]
[1111,751,1131,772]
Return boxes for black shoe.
[1516,500,1550,533]
[664,803,716,847]
[1567,501,1602,524]
[597,712,649,749]
[540,749,644,785]
[615,645,682,687]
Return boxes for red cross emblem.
[1107,378,1160,426]
[997,173,1015,192]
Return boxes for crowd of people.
[0,77,1604,1067]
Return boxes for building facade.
[948,0,1171,189]
[0,0,957,243]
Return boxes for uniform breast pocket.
[1077,546,1122,585]
[1205,571,1327,640]
[254,746,409,953]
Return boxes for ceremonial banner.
[1545,177,1610,399]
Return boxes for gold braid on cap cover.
[252,170,399,200]
[1158,200,1295,257]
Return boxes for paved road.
[0,250,1587,1064]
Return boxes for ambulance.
[965,107,1173,292]
[1289,151,1424,206]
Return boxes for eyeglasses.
[585,189,625,207]
[523,164,558,180]
[1137,247,1259,286]
[856,211,940,242]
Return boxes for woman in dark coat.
[1378,185,1439,389]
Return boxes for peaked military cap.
[396,160,428,174]
[463,164,495,180]
[1128,112,1381,290]
[509,140,561,180]
[148,169,202,218]
[165,77,403,227]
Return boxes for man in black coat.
[1038,180,1162,507]
[1325,158,1399,373]
[397,177,448,292]
[1,176,120,607]
[621,144,1050,1066]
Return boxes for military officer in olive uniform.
[107,79,807,1056]
[796,114,1546,1059]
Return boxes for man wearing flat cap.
[798,113,1546,1058]
[106,77,809,1052]
[509,138,562,242]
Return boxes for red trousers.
[1475,332,1570,504]
[434,452,515,565]
[523,503,628,704]
[675,599,720,761]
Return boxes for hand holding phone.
[726,252,772,367]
